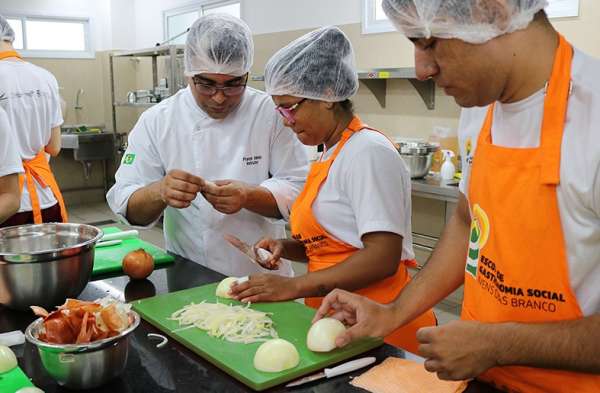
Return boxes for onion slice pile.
[169,301,278,344]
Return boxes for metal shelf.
[113,102,157,108]
[250,67,435,110]
[357,68,435,110]
[112,45,184,58]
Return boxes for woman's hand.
[229,274,299,303]
[254,237,284,270]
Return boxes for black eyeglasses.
[191,74,248,97]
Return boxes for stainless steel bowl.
[401,153,434,179]
[397,141,439,179]
[0,223,102,310]
[25,311,140,389]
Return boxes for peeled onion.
[306,318,346,352]
[16,388,45,393]
[215,276,248,298]
[253,338,299,372]
[122,249,154,280]
[0,344,17,373]
[215,277,238,298]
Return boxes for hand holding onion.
[122,249,154,280]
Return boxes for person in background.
[313,1,600,392]
[230,26,436,353]
[107,14,308,277]
[0,106,23,224]
[0,15,67,227]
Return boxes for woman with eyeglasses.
[230,26,436,352]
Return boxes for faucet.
[75,88,84,110]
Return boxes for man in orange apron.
[230,26,436,353]
[313,2,600,392]
[0,15,67,226]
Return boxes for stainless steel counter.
[411,174,460,202]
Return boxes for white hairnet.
[264,26,358,102]
[184,13,253,77]
[382,0,548,44]
[0,15,15,43]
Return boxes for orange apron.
[1,50,67,223]
[0,50,21,60]
[18,151,68,224]
[462,34,600,393]
[290,116,436,352]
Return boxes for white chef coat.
[0,60,63,212]
[107,86,309,277]
[313,129,415,261]
[458,48,600,317]
[0,106,23,178]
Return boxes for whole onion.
[122,249,154,280]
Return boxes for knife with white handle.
[101,230,139,242]
[285,357,376,387]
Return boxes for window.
[362,0,395,35]
[164,1,241,45]
[3,16,92,58]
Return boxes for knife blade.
[223,234,275,269]
[285,357,376,388]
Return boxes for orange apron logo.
[466,204,489,277]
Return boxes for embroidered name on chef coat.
[242,155,262,166]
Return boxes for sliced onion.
[0,344,17,373]
[306,318,346,352]
[169,301,277,344]
[253,338,299,372]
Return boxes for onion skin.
[122,249,155,280]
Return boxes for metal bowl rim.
[0,223,103,261]
[25,310,140,352]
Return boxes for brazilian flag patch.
[123,153,136,165]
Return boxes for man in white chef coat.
[107,14,308,277]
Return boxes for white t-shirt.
[458,48,600,317]
[107,86,308,277]
[0,60,63,212]
[313,129,415,261]
[0,107,23,178]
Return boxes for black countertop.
[1,257,501,393]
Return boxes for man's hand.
[230,274,298,303]
[202,180,249,214]
[313,289,397,348]
[417,320,498,381]
[159,169,204,209]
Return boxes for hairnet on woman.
[230,26,436,353]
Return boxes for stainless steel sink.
[60,125,115,162]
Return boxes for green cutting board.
[92,227,174,277]
[132,283,383,391]
[0,366,34,392]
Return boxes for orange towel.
[350,357,468,393]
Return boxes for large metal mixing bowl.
[397,141,439,179]
[0,223,102,310]
[400,153,435,179]
[25,311,140,389]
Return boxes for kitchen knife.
[101,230,139,242]
[223,234,276,269]
[285,357,376,387]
